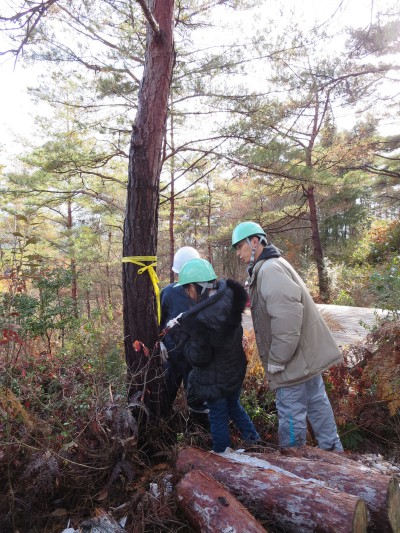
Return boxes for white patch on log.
[224,450,327,487]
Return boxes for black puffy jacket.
[178,278,248,402]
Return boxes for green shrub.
[339,423,364,450]
[370,256,400,313]
[351,220,400,265]
[333,289,356,306]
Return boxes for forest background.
[0,0,400,531]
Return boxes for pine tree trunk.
[67,195,79,317]
[122,0,175,419]
[176,447,369,533]
[169,95,175,284]
[307,184,330,301]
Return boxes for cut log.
[176,447,369,533]
[176,469,268,533]
[250,447,400,533]
[280,445,374,467]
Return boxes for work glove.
[159,342,168,363]
[268,363,285,374]
[166,312,183,330]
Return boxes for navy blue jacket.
[160,282,192,363]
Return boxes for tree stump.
[177,469,268,532]
[176,447,369,533]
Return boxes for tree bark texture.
[278,446,400,533]
[176,447,369,533]
[168,96,175,285]
[177,469,268,533]
[307,184,330,301]
[249,448,400,533]
[122,0,175,417]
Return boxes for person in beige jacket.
[232,221,343,451]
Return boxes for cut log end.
[353,499,369,533]
[388,477,400,533]
[177,469,268,533]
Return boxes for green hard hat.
[176,258,217,286]
[231,221,266,248]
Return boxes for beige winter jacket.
[249,256,343,390]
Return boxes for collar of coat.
[247,243,281,277]
[180,278,248,333]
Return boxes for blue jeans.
[207,388,260,453]
[275,374,343,451]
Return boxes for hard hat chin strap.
[196,281,217,295]
[246,236,258,274]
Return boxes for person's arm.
[160,286,171,330]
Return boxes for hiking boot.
[188,404,209,415]
[212,447,234,454]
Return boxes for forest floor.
[1,313,399,533]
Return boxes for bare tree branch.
[0,0,59,59]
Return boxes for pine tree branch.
[136,0,160,37]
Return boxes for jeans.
[164,358,206,411]
[207,388,260,453]
[275,374,343,451]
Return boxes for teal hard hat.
[231,221,266,248]
[176,258,217,286]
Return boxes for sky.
[0,0,399,163]
[0,59,44,156]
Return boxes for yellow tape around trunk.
[122,256,160,325]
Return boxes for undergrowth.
[1,320,399,531]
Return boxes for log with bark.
[177,469,268,533]
[250,446,400,532]
[176,447,369,533]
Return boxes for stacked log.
[176,447,369,532]
[176,469,268,532]
[249,447,400,532]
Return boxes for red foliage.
[0,328,25,346]
[133,340,149,356]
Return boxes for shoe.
[242,440,264,452]
[213,447,234,454]
[188,403,209,414]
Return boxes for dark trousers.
[207,388,260,452]
[164,357,205,410]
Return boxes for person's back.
[172,258,260,453]
[161,282,191,358]
[179,278,248,402]
[231,221,343,452]
[160,246,208,414]
[250,255,342,389]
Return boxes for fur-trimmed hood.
[180,278,247,337]
[179,278,248,402]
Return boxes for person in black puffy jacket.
[160,246,208,414]
[169,258,260,453]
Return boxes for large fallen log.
[176,469,268,533]
[249,447,400,533]
[280,445,377,467]
[176,447,369,533]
